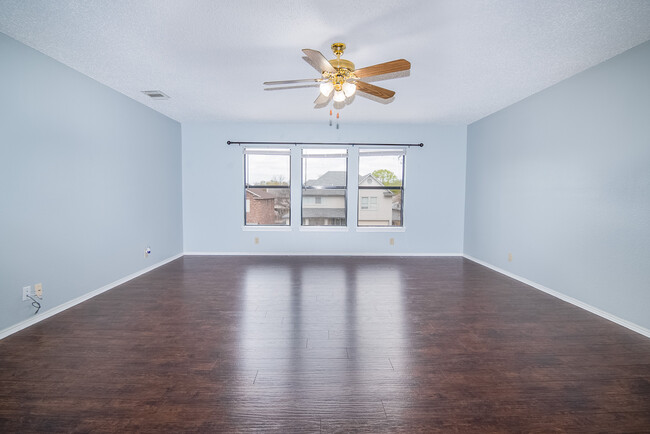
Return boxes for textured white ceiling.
[1,0,650,125]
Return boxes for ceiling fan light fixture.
[342,81,356,97]
[319,81,334,97]
[333,90,346,102]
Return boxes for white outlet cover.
[22,286,31,301]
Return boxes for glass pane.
[303,149,347,187]
[358,151,404,227]
[301,188,346,227]
[358,152,403,186]
[245,187,290,225]
[246,151,290,186]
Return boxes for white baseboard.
[183,251,463,257]
[463,254,650,339]
[0,253,184,340]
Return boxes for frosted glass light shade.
[342,82,356,97]
[333,90,345,102]
[320,81,334,97]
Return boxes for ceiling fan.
[263,43,411,107]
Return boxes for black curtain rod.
[227,140,424,148]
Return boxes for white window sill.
[356,226,406,232]
[242,225,292,232]
[299,226,350,232]
[241,225,404,233]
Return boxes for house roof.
[302,208,346,219]
[305,171,394,196]
[246,188,275,200]
[303,189,345,196]
[305,171,347,187]
[359,173,385,187]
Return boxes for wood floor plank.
[1,256,649,432]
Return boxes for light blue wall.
[0,33,183,331]
[182,122,467,254]
[464,41,650,329]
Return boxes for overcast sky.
[246,151,404,185]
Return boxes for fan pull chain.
[328,110,341,129]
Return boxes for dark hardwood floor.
[1,256,649,432]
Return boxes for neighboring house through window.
[302,149,348,226]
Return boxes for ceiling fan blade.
[353,59,411,79]
[264,78,324,85]
[264,84,319,91]
[313,92,331,107]
[355,81,395,99]
[302,49,336,74]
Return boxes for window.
[244,148,290,225]
[360,196,377,210]
[358,149,405,227]
[302,149,348,226]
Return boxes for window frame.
[357,149,405,228]
[301,148,349,228]
[243,147,291,227]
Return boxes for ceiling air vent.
[142,90,169,100]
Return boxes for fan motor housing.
[329,58,355,71]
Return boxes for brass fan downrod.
[331,42,345,57]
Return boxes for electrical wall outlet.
[390,237,395,246]
[35,283,43,298]
[254,237,259,245]
[22,286,31,301]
